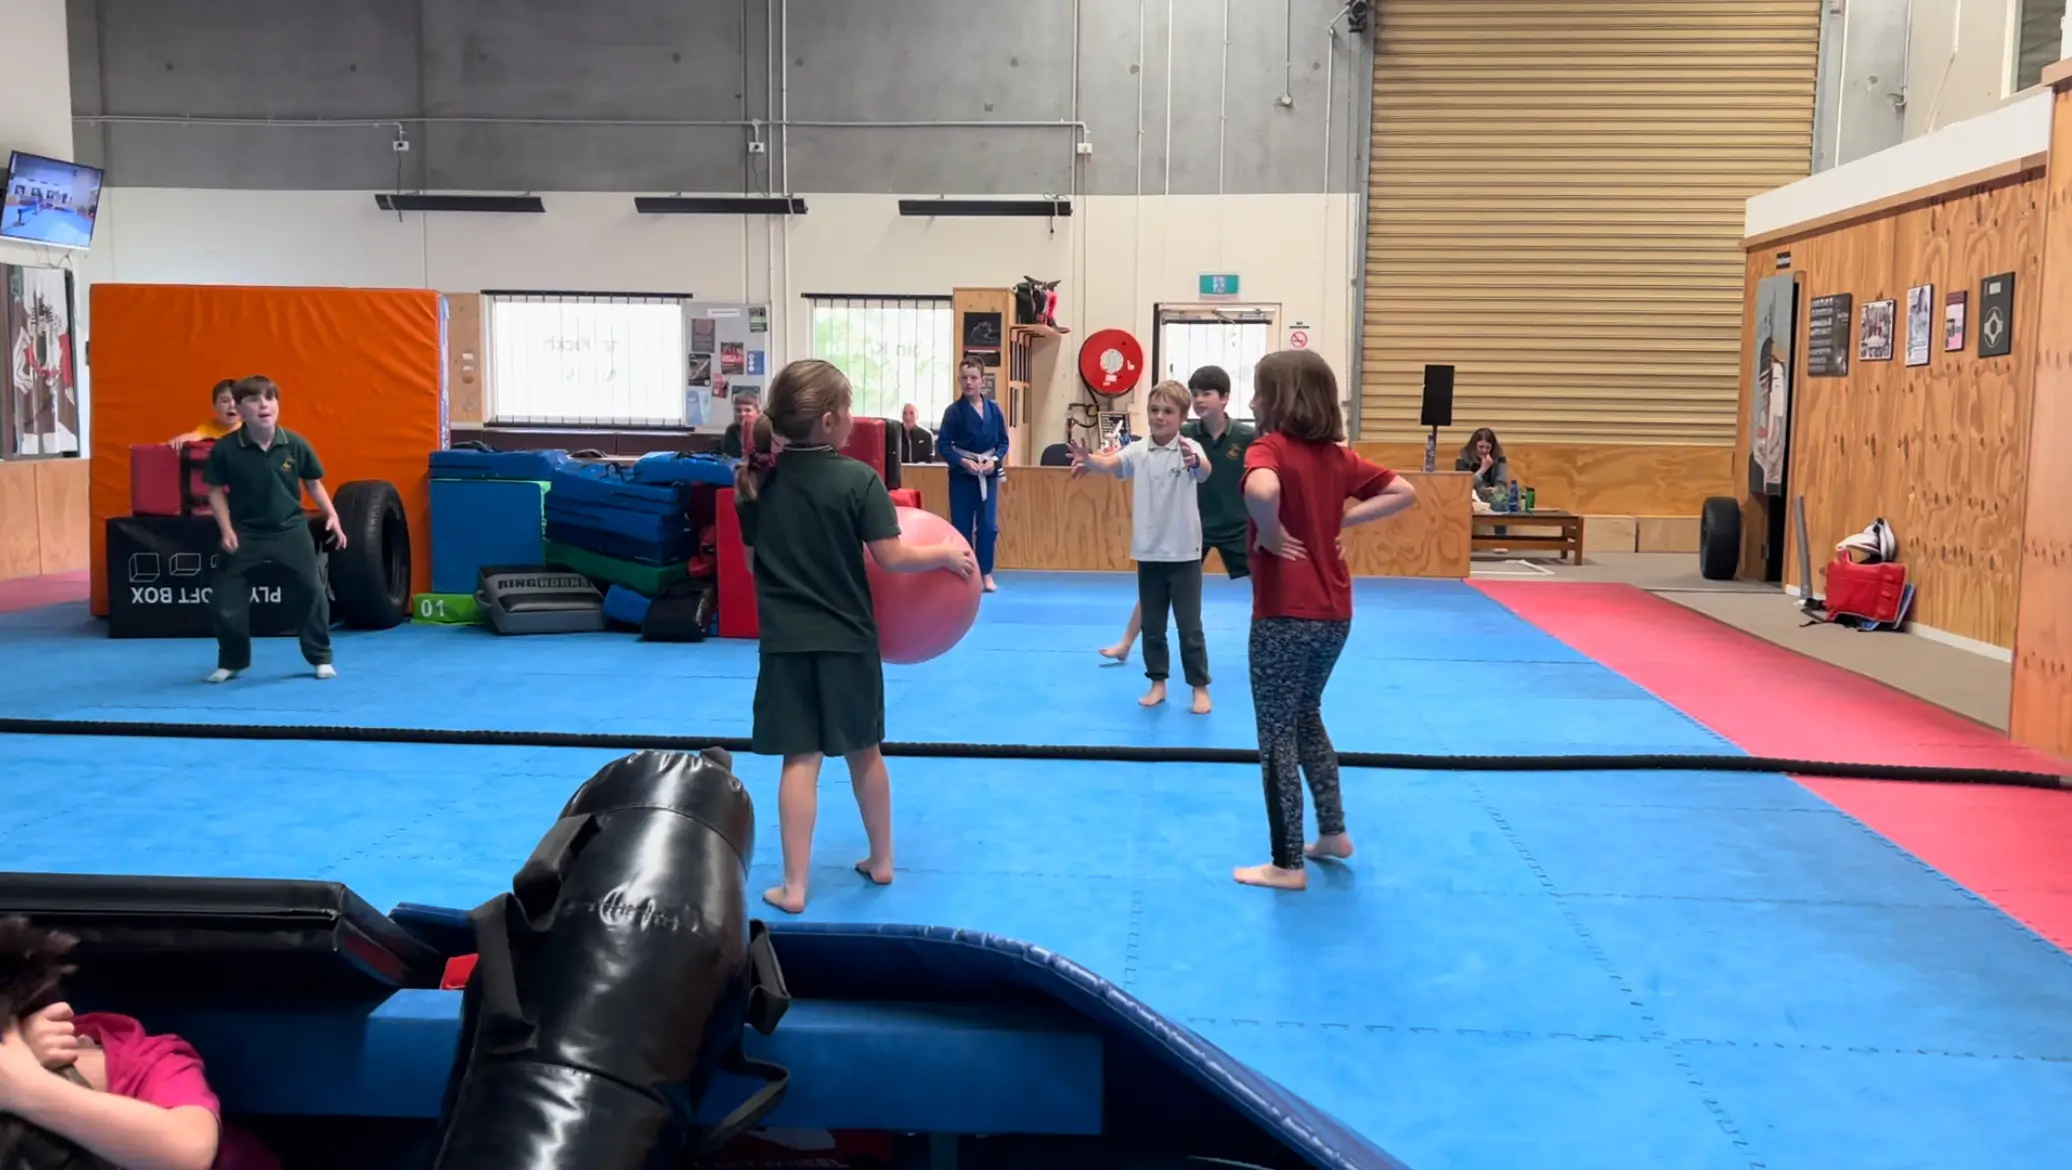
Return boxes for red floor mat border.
[0,571,88,615]
[1474,579,2072,953]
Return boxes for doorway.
[1150,304,1278,418]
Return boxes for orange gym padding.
[88,284,444,616]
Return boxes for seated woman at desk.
[169,380,241,448]
[1455,427,1509,493]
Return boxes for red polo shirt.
[1243,435,1396,622]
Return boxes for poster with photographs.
[1859,299,1895,362]
[1945,290,1967,351]
[2,264,79,456]
[720,342,746,376]
[1749,274,1798,498]
[1905,285,1933,366]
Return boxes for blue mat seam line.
[1469,777,1769,1169]
[1808,803,2072,967]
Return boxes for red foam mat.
[0,571,88,615]
[1477,580,2072,951]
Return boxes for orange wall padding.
[88,284,444,616]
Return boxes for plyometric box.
[106,516,327,639]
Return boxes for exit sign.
[1198,273,1241,298]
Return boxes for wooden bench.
[1472,509,1585,563]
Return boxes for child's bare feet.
[1233,863,1308,890]
[854,857,895,886]
[762,884,808,915]
[983,575,999,593]
[1099,641,1134,662]
[1191,686,1212,715]
[1305,832,1355,862]
[1140,681,1167,707]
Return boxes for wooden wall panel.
[0,461,41,580]
[1352,441,1733,517]
[34,458,88,574]
[1737,171,2045,648]
[445,293,484,426]
[901,465,1470,578]
[2011,89,2072,758]
[0,458,89,581]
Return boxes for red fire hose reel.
[1077,328,1145,398]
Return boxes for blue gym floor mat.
[4,572,2071,1166]
[0,573,1734,757]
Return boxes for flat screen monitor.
[2,151,105,251]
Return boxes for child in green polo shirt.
[200,376,347,684]
[1098,365,1256,663]
[736,358,977,915]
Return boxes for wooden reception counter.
[898,465,1473,578]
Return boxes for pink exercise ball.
[868,506,983,665]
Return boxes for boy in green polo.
[200,376,347,683]
[1099,365,1256,662]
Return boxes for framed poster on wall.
[1805,292,1851,378]
[1,263,80,456]
[1750,274,1798,499]
[1905,285,1934,366]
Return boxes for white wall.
[73,189,1355,455]
[1905,0,2025,140]
[0,0,77,272]
[1746,87,2053,239]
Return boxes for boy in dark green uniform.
[737,359,976,915]
[1100,365,1256,662]
[201,376,347,684]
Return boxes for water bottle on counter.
[1507,479,1521,513]
[1524,486,1536,512]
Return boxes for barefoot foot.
[1190,686,1213,715]
[854,858,895,886]
[761,885,808,915]
[1305,832,1355,862]
[1233,863,1308,890]
[1099,641,1134,662]
[982,575,999,593]
[1140,681,1168,708]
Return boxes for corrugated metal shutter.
[1360,0,1821,444]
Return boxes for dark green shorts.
[752,650,886,759]
[1206,538,1250,580]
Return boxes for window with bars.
[2016,0,2067,92]
[806,295,956,425]
[485,293,688,427]
[1153,310,1275,422]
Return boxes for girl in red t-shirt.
[0,918,281,1170]
[1234,350,1418,891]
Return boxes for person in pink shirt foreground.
[0,917,280,1170]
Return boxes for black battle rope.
[1,717,2066,790]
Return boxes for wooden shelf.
[1010,323,1062,341]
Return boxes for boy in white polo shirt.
[1069,380,1215,714]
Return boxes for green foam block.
[411,593,482,625]
[543,540,689,596]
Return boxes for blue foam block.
[602,583,653,627]
[147,993,1104,1135]
[430,479,545,594]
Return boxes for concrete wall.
[68,0,1362,196]
[60,0,1372,454]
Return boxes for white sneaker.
[314,664,337,680]
[205,668,242,684]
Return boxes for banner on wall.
[2,263,79,456]
[1749,274,1798,499]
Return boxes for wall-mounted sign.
[1978,272,2015,358]
[1198,273,1241,298]
[1905,285,1934,367]
[1775,251,1793,269]
[1288,323,1311,349]
[1859,299,1895,363]
[1945,290,1968,351]
[1806,293,1852,377]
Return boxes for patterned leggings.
[1250,617,1353,869]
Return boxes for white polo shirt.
[1118,434,1210,563]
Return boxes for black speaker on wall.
[1420,365,1455,428]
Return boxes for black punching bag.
[430,748,791,1170]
